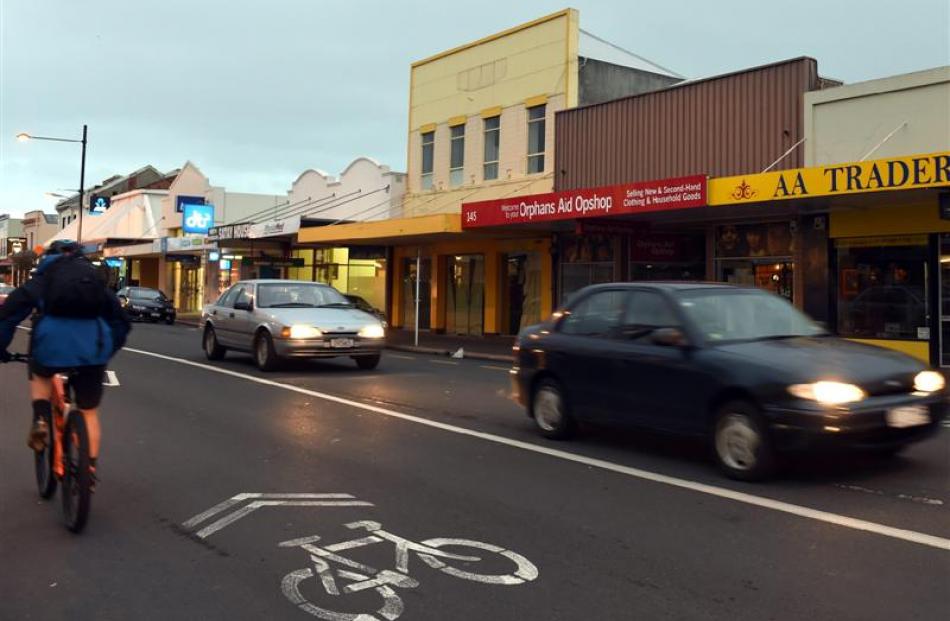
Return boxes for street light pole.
[77,124,88,244]
[15,126,87,247]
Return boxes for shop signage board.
[183,203,215,235]
[248,216,301,239]
[164,236,216,252]
[5,237,26,256]
[240,257,305,267]
[176,195,205,213]
[461,175,706,229]
[210,216,301,240]
[709,152,950,206]
[209,222,253,240]
[90,195,110,214]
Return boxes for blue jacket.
[0,255,131,367]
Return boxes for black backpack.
[42,254,109,318]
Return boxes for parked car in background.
[512,282,947,481]
[117,287,177,324]
[201,280,386,371]
[344,294,387,326]
[0,283,14,305]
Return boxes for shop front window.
[715,222,795,301]
[836,237,929,341]
[941,235,950,366]
[504,252,541,334]
[446,254,485,336]
[559,234,615,303]
[629,232,705,282]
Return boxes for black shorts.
[28,362,106,410]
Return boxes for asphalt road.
[1,322,948,620]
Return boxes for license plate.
[330,338,355,349]
[886,405,930,428]
[150,312,161,318]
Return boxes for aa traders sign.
[461,175,706,229]
[709,152,950,205]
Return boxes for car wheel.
[165,316,176,325]
[532,379,575,440]
[870,445,905,459]
[255,332,280,371]
[713,401,777,481]
[203,326,226,360]
[354,354,381,370]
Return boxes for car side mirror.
[651,327,689,348]
[234,300,253,312]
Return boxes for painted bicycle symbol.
[279,520,539,620]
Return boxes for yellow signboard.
[708,152,950,206]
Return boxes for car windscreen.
[256,283,351,308]
[129,288,164,300]
[676,289,825,343]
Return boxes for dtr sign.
[183,203,215,235]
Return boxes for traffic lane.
[126,324,950,539]
[128,322,522,427]
[2,344,947,620]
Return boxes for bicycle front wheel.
[61,411,91,533]
[33,408,56,499]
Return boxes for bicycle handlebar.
[5,353,29,364]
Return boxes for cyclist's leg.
[27,362,54,451]
[70,366,106,460]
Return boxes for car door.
[229,284,257,351]
[607,289,711,433]
[211,285,243,347]
[549,289,627,422]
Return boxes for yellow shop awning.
[296,214,464,245]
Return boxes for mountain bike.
[9,353,92,533]
[279,520,539,620]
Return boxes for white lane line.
[480,365,510,371]
[429,360,458,366]
[123,347,950,552]
[388,354,417,360]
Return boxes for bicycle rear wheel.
[33,408,57,499]
[61,411,91,533]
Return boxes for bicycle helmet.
[46,240,81,256]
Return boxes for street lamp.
[15,125,88,243]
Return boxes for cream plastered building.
[299,8,681,336]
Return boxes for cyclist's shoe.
[27,419,49,452]
[89,459,98,493]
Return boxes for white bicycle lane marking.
[123,346,950,553]
[277,520,539,620]
[182,493,375,539]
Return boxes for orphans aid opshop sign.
[461,175,706,229]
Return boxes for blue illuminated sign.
[208,251,221,262]
[183,203,215,234]
[90,195,110,213]
[176,195,204,213]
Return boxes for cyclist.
[0,240,131,484]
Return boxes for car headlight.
[788,381,866,405]
[287,324,322,339]
[914,371,945,393]
[358,324,385,338]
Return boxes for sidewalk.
[385,329,515,362]
[174,314,515,362]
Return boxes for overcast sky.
[1,0,948,218]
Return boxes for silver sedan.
[201,280,386,371]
